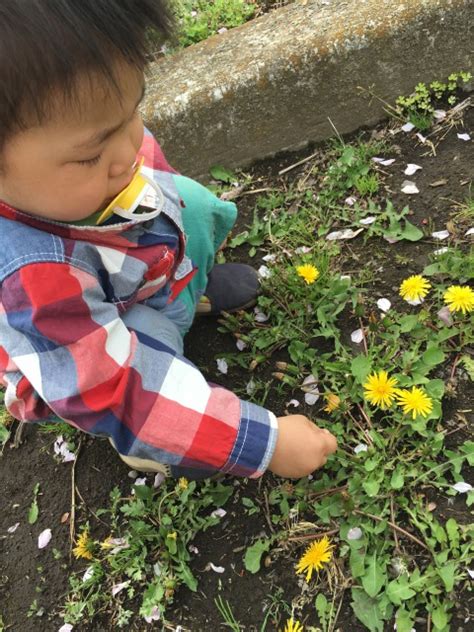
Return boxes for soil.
[1,104,473,632]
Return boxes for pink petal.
[38,528,52,549]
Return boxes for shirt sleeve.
[0,262,278,478]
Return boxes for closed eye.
[77,154,102,167]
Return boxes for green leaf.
[400,220,423,241]
[446,518,460,550]
[390,467,405,490]
[431,604,449,630]
[421,347,445,368]
[363,478,381,497]
[351,588,385,632]
[460,354,474,381]
[351,355,372,384]
[28,483,40,525]
[350,547,366,578]
[386,576,416,605]
[244,539,270,574]
[315,593,329,626]
[361,553,386,598]
[395,608,416,632]
[437,561,456,592]
[209,165,235,183]
[399,315,419,333]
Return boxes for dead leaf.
[429,179,448,188]
[60,512,70,524]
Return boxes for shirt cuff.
[221,400,278,478]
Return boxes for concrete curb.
[143,0,473,178]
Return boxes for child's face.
[0,63,145,222]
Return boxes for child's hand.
[268,415,337,479]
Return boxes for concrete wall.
[142,0,474,178]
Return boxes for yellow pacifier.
[95,157,164,225]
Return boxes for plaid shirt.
[0,129,277,477]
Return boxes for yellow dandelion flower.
[363,371,398,409]
[323,393,341,413]
[73,529,94,560]
[396,387,433,420]
[296,264,320,285]
[167,532,177,540]
[399,275,431,302]
[443,285,474,314]
[282,618,304,632]
[295,536,334,582]
[178,477,188,491]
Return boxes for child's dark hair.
[0,0,173,154]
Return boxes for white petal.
[258,265,271,279]
[465,227,474,236]
[345,196,357,206]
[377,298,391,312]
[216,358,228,375]
[340,274,351,281]
[153,472,166,488]
[457,133,471,141]
[416,132,427,143]
[434,247,449,255]
[347,527,363,540]
[58,625,74,632]
[287,399,300,408]
[401,122,415,132]
[384,236,399,244]
[254,307,269,323]
[38,528,52,549]
[304,392,320,406]
[209,562,225,573]
[128,470,138,479]
[211,508,227,519]
[351,329,364,344]
[372,157,396,166]
[217,27,228,34]
[354,443,368,454]
[406,298,424,306]
[246,379,256,396]
[326,228,364,241]
[236,339,247,351]
[432,230,450,240]
[7,522,20,533]
[144,606,161,623]
[134,477,147,486]
[467,569,474,579]
[452,482,473,494]
[404,163,422,176]
[401,181,420,195]
[54,436,76,463]
[262,253,276,262]
[360,216,377,225]
[82,566,94,582]
[112,581,130,597]
[433,109,446,120]
[189,545,199,555]
[295,245,312,254]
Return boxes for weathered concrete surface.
[142,0,473,178]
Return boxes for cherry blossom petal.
[236,339,247,351]
[372,157,396,166]
[401,181,419,195]
[467,569,474,579]
[404,163,422,176]
[134,477,147,486]
[433,109,446,120]
[82,566,94,582]
[209,562,225,573]
[58,625,74,632]
[457,133,471,141]
[144,606,161,623]
[287,399,300,408]
[354,443,368,454]
[128,470,139,479]
[211,508,227,519]
[401,122,415,132]
[7,523,20,534]
[360,216,376,225]
[432,230,450,240]
[345,196,357,206]
[258,265,271,279]
[465,227,474,236]
[295,246,312,254]
[262,253,276,262]
[351,329,364,344]
[434,247,449,255]
[112,581,130,597]
[452,482,473,494]
[189,545,199,555]
[54,436,76,463]
[38,528,52,549]
[326,228,364,240]
[377,298,391,312]
[254,307,269,323]
[347,527,363,540]
[216,358,228,375]
[153,472,166,488]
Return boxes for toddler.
[0,0,337,479]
